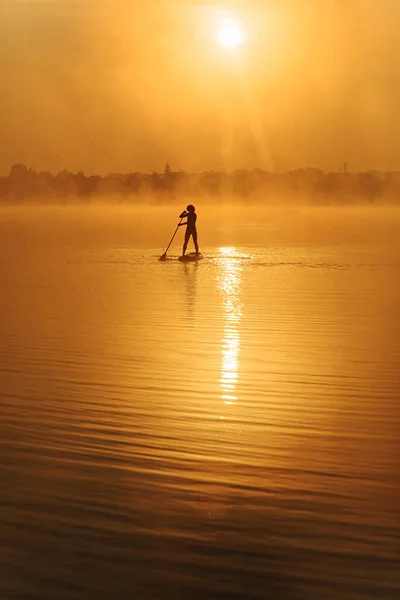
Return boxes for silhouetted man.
[179,205,199,256]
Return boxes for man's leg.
[182,231,190,255]
[193,230,199,254]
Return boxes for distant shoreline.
[1,164,399,205]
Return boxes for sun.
[218,24,244,49]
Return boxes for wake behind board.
[178,252,203,263]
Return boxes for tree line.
[1,163,399,204]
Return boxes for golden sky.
[0,0,399,174]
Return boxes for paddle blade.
[159,253,167,261]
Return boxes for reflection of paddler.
[183,261,199,318]
[178,205,200,256]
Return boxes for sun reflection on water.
[217,247,243,417]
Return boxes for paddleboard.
[178,252,203,262]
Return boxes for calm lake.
[0,205,399,600]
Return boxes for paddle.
[159,218,183,261]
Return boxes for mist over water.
[0,205,399,599]
[2,202,400,247]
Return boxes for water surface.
[1,206,399,599]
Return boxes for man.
[179,205,199,256]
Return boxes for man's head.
[186,204,195,213]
